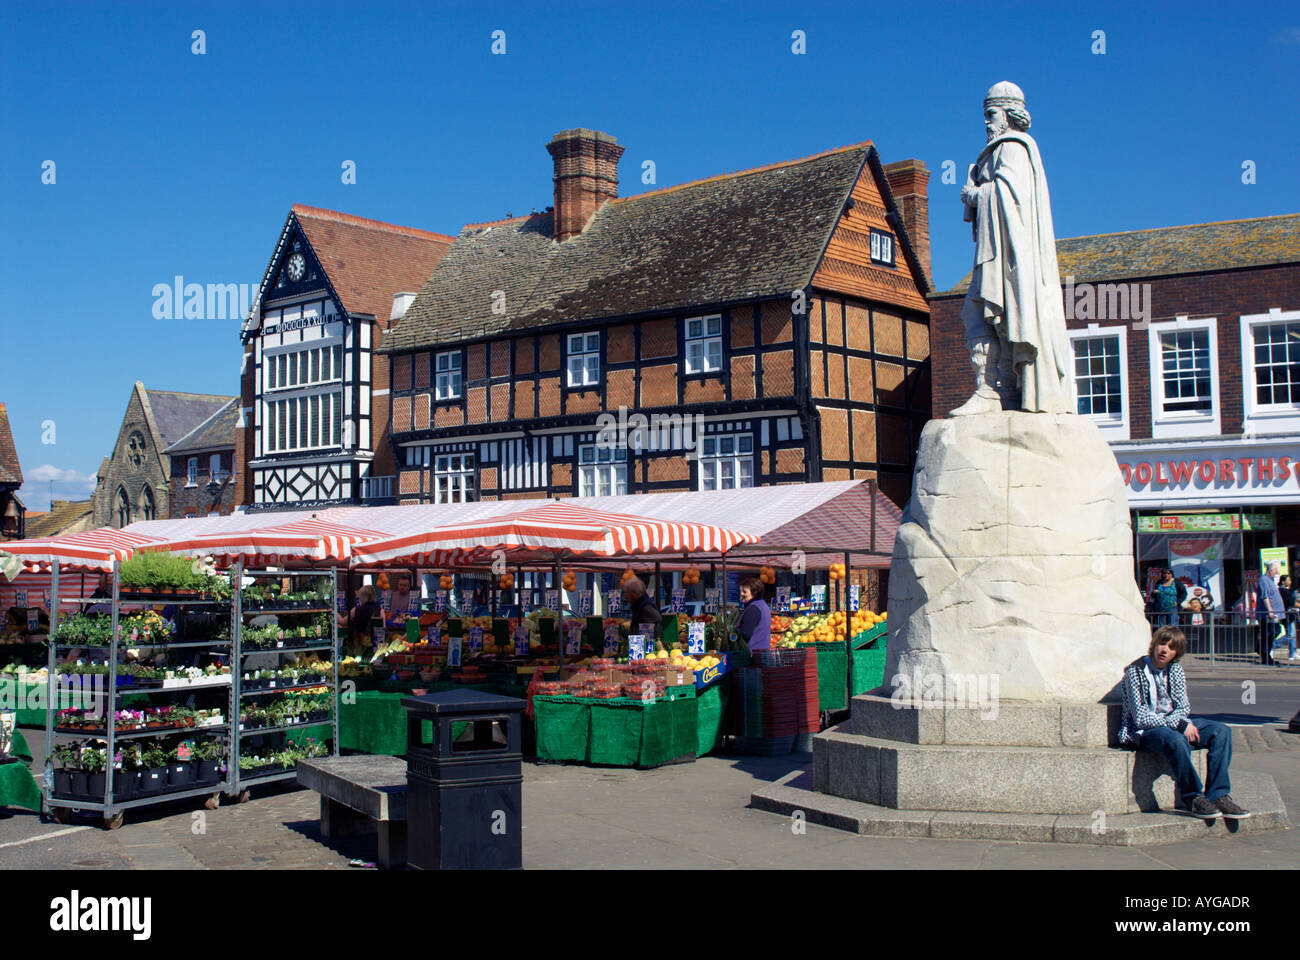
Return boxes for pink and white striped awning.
[347,502,759,567]
[0,528,170,573]
[155,516,389,564]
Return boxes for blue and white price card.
[27,609,39,632]
[604,622,622,657]
[448,635,463,667]
[372,625,386,649]
[468,626,484,654]
[687,622,706,654]
[427,624,441,646]
[337,594,348,614]
[433,590,447,612]
[461,590,475,612]
[775,586,791,612]
[564,619,582,655]
[515,624,531,656]
[848,585,860,612]
[382,590,393,611]
[606,590,622,616]
[15,590,26,608]
[409,594,421,614]
[670,588,685,613]
[628,634,647,660]
[704,589,720,614]
[545,589,559,612]
[811,585,827,610]
[578,590,592,616]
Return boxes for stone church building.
[92,382,232,528]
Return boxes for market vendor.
[339,584,383,654]
[622,577,662,634]
[386,575,416,622]
[737,577,772,651]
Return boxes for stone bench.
[297,756,408,869]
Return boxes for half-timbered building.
[383,129,933,509]
[236,205,454,511]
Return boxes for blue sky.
[2,0,1297,510]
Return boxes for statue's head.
[983,81,1031,141]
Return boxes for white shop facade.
[1111,435,1300,610]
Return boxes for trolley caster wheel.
[51,806,71,824]
[237,790,251,804]
[103,813,124,830]
[204,795,220,810]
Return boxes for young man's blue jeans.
[1137,718,1232,804]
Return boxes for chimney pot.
[547,129,624,242]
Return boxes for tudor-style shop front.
[1114,435,1300,610]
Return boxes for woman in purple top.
[737,577,772,652]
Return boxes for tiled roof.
[939,213,1300,295]
[291,205,455,322]
[26,499,93,538]
[385,144,872,353]
[142,389,234,450]
[0,403,21,486]
[162,398,239,455]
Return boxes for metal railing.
[1144,610,1300,667]
[360,475,394,500]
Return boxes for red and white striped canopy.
[0,528,171,573]
[347,502,758,567]
[155,516,388,564]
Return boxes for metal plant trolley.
[229,564,340,798]
[43,560,236,829]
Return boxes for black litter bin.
[401,689,525,870]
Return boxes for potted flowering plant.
[80,746,108,799]
[166,742,195,788]
[113,745,140,800]
[49,744,80,797]
[191,738,224,785]
[139,742,168,794]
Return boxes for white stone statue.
[952,81,1070,416]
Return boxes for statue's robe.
[961,131,1070,413]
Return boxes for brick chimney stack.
[883,159,931,290]
[547,129,624,242]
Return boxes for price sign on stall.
[26,609,39,632]
[382,591,393,612]
[687,622,705,654]
[409,594,421,615]
[337,594,348,614]
[811,585,827,610]
[704,589,720,614]
[564,619,583,656]
[14,590,26,608]
[577,590,592,616]
[461,590,475,613]
[514,623,531,657]
[848,585,860,612]
[372,624,386,649]
[670,589,686,613]
[606,589,623,616]
[545,589,559,612]
[468,626,484,654]
[448,635,463,667]
[604,622,622,657]
[628,634,647,660]
[427,624,441,647]
[775,586,791,612]
[433,590,447,612]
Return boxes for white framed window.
[265,343,341,392]
[1148,317,1219,439]
[698,433,754,491]
[869,228,895,265]
[433,453,476,504]
[685,315,723,374]
[209,453,221,479]
[263,389,342,453]
[186,457,198,486]
[1067,325,1129,440]
[436,351,463,400]
[1241,308,1300,434]
[578,444,627,496]
[567,333,601,387]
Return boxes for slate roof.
[162,398,239,456]
[0,403,22,486]
[939,213,1300,295]
[26,499,93,538]
[385,144,873,353]
[291,205,455,321]
[143,389,233,450]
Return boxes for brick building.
[930,213,1300,606]
[91,384,233,529]
[0,403,24,539]
[164,398,239,518]
[236,205,455,511]
[383,129,933,510]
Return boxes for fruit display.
[775,609,886,647]
[682,567,700,586]
[828,562,847,581]
[377,573,391,590]
[620,568,636,585]
[499,573,515,590]
[562,570,577,591]
[527,608,561,622]
[760,566,776,585]
[438,573,454,590]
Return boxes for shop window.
[578,444,627,496]
[698,433,754,491]
[685,315,722,374]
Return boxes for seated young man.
[1117,625,1250,820]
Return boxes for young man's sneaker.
[1184,795,1220,819]
[1214,795,1251,819]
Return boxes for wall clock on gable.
[286,252,306,283]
